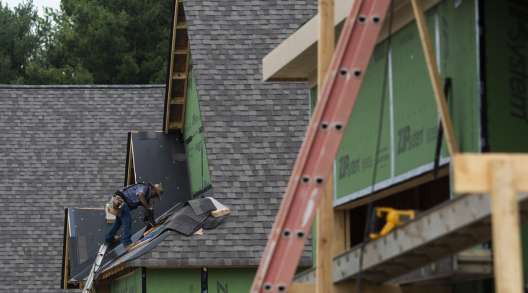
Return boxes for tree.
[0,0,171,84]
[47,0,172,84]
[0,0,40,83]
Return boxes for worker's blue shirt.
[120,183,151,210]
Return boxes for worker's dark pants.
[105,204,132,246]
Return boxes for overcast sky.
[3,0,60,15]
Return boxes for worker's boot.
[106,235,121,245]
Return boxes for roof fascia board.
[262,0,441,81]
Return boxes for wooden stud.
[165,0,179,132]
[288,283,315,293]
[453,153,528,293]
[333,210,349,254]
[490,160,523,293]
[63,217,70,289]
[165,0,191,132]
[410,0,459,155]
[453,154,528,192]
[126,135,134,185]
[316,0,335,293]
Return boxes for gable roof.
[0,85,163,292]
[129,0,317,268]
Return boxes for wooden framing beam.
[316,0,336,293]
[290,279,450,293]
[453,154,528,293]
[164,0,190,133]
[336,166,449,210]
[289,283,315,293]
[62,210,70,289]
[410,0,459,155]
[263,0,442,81]
[164,0,179,132]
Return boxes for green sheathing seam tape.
[184,68,211,195]
[110,269,142,293]
[334,1,479,206]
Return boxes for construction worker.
[105,182,163,247]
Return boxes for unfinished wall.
[333,0,480,206]
[207,268,255,293]
[147,269,201,293]
[143,268,254,293]
[484,0,528,287]
[485,0,528,152]
[110,269,142,293]
[184,67,211,195]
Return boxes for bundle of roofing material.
[95,197,229,279]
[66,197,230,286]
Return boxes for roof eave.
[262,0,442,82]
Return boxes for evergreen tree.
[0,0,171,84]
[0,0,40,83]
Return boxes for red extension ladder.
[251,0,392,292]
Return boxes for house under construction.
[1,0,527,292]
[253,0,528,292]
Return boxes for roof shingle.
[0,85,164,292]
[132,0,317,268]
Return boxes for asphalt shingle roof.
[130,0,317,268]
[0,85,164,293]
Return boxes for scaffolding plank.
[333,192,528,283]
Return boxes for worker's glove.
[112,196,124,209]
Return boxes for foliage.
[0,0,171,84]
[0,0,40,83]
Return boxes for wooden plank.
[172,73,187,79]
[173,49,189,55]
[490,160,523,293]
[333,210,349,254]
[453,154,528,192]
[175,23,187,29]
[170,98,185,105]
[126,135,135,185]
[316,0,335,293]
[336,166,449,210]
[63,216,70,289]
[169,121,184,129]
[290,279,448,293]
[288,283,315,293]
[165,0,179,132]
[410,0,459,155]
[263,0,442,81]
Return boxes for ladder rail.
[251,0,392,292]
[82,243,108,293]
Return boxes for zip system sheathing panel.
[251,1,392,292]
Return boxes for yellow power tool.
[369,207,416,240]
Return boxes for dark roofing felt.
[129,0,317,268]
[0,85,163,293]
